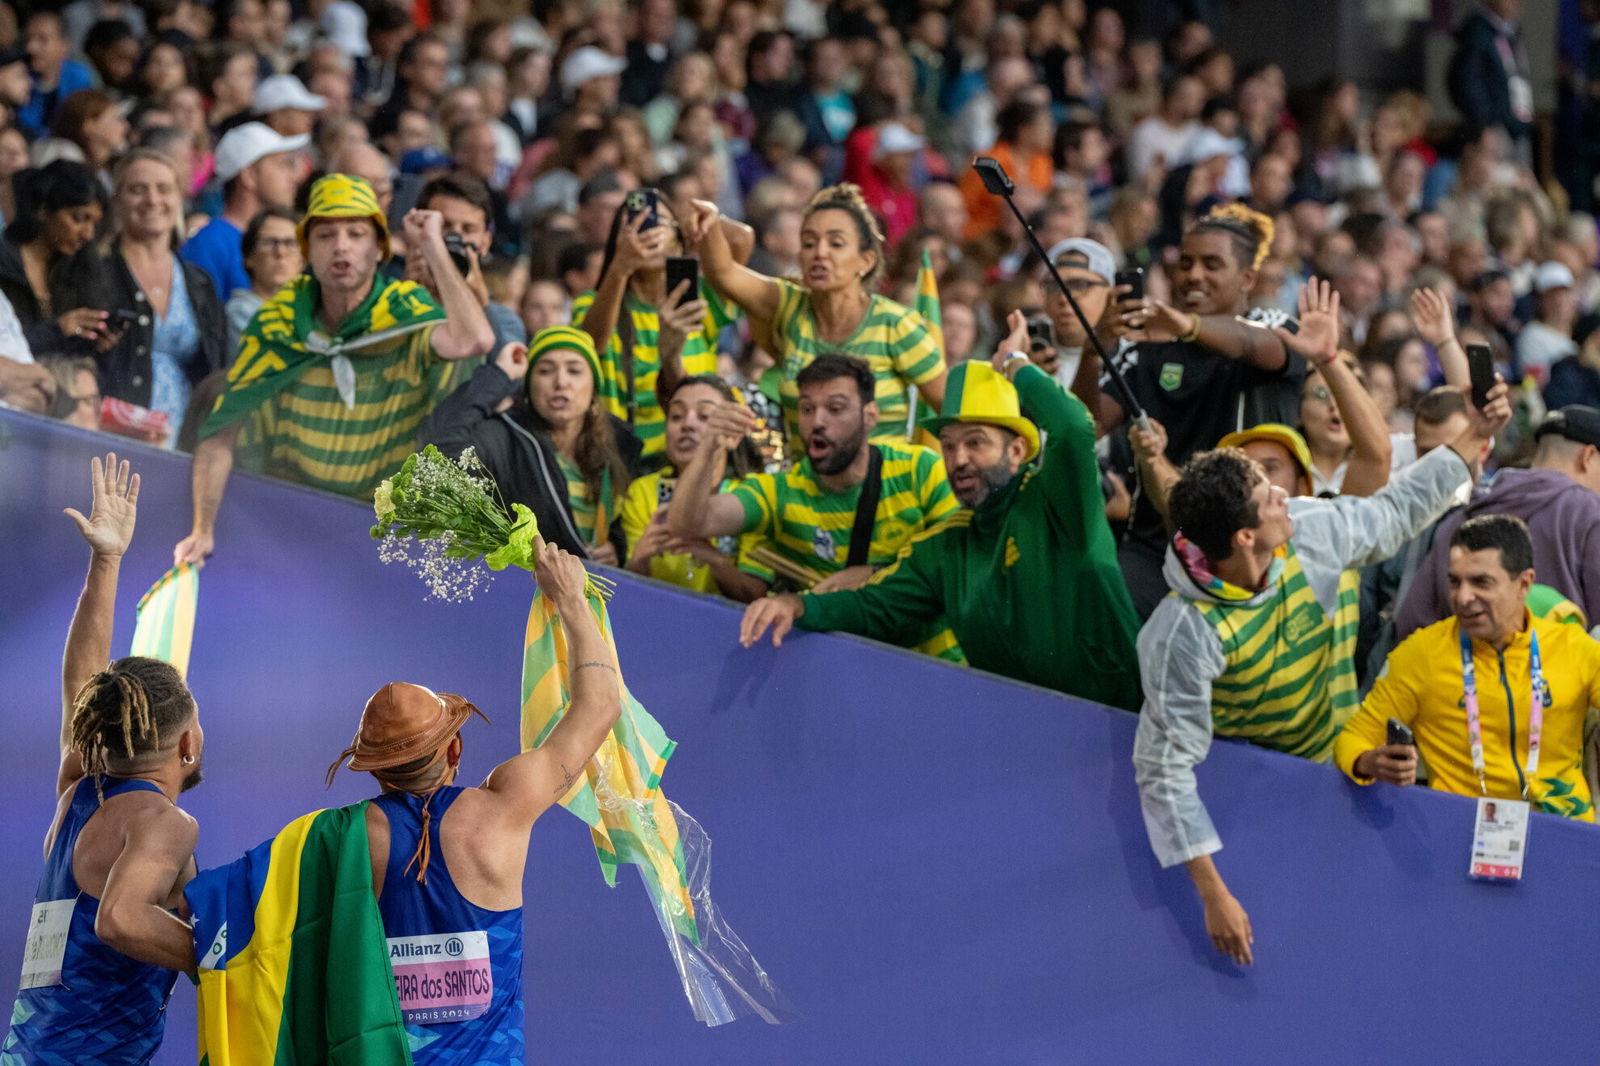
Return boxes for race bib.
[387,931,493,1025]
[18,899,74,990]
[1470,797,1530,881]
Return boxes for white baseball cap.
[1045,237,1115,285]
[559,46,626,96]
[254,75,327,114]
[1536,260,1576,293]
[873,122,925,159]
[319,0,369,58]
[214,122,311,182]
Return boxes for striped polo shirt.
[728,441,956,578]
[571,283,732,461]
[234,293,451,498]
[1195,542,1362,761]
[769,280,944,448]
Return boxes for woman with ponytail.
[685,182,948,453]
[4,453,203,1063]
[1092,203,1314,617]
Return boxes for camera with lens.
[442,231,476,275]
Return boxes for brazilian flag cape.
[201,274,444,438]
[184,802,412,1066]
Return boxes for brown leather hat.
[325,682,489,785]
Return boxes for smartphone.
[108,308,140,330]
[1026,313,1054,351]
[1114,267,1145,303]
[624,188,660,232]
[1465,343,1495,410]
[665,256,699,306]
[971,156,1014,197]
[1387,718,1415,748]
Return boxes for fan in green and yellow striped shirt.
[728,440,964,660]
[571,282,734,463]
[769,279,945,449]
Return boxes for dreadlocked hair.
[804,182,886,284]
[69,657,194,776]
[1191,204,1275,271]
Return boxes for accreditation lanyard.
[1459,630,1544,799]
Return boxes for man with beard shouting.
[736,312,1143,710]
[667,351,964,661]
[3,453,205,1064]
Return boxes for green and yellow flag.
[129,563,199,677]
[202,274,444,439]
[520,592,696,941]
[185,802,412,1066]
[910,249,944,449]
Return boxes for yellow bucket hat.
[924,360,1040,462]
[1216,422,1314,487]
[297,173,391,259]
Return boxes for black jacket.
[420,362,643,561]
[1447,11,1531,141]
[50,240,229,408]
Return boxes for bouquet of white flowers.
[370,445,614,602]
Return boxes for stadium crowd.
[2,0,1599,978]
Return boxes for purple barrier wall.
[2,407,1597,1063]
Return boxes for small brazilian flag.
[186,803,412,1066]
[129,564,199,677]
[910,249,943,449]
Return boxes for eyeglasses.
[1048,271,1109,295]
[257,237,297,253]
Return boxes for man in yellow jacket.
[1336,514,1600,819]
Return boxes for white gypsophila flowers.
[376,530,492,602]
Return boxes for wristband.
[1004,351,1031,371]
[1177,314,1201,343]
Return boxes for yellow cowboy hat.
[297,173,391,259]
[924,360,1040,462]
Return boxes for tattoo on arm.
[554,761,579,797]
[573,661,617,674]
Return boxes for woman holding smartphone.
[684,183,948,453]
[574,188,753,469]
[52,149,227,449]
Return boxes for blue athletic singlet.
[2,777,179,1066]
[374,787,525,1066]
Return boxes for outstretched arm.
[683,199,782,326]
[665,400,759,539]
[1113,293,1290,373]
[60,453,140,797]
[479,544,622,828]
[174,423,240,566]
[1275,279,1391,495]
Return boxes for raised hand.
[1408,286,1457,349]
[1272,277,1340,366]
[681,199,721,246]
[702,398,758,450]
[612,211,669,279]
[494,341,530,384]
[64,452,140,558]
[533,540,587,607]
[990,308,1030,375]
[658,280,707,357]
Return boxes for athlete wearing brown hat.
[326,542,620,1065]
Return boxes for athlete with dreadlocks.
[1073,204,1312,619]
[2,454,203,1064]
[324,541,620,1066]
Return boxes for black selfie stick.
[971,156,1148,426]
